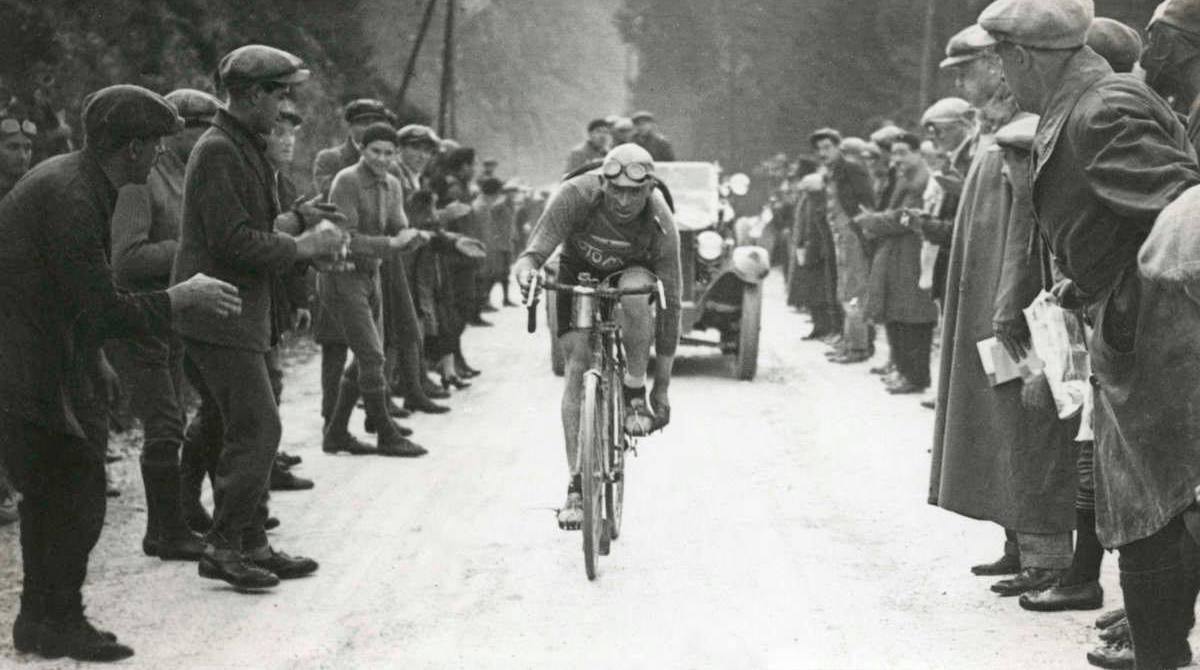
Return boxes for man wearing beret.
[982,0,1200,666]
[1143,0,1200,147]
[928,20,1081,604]
[110,88,221,563]
[173,44,346,591]
[312,98,394,197]
[0,84,241,662]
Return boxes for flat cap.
[1086,18,1143,72]
[993,112,1039,151]
[612,117,634,131]
[869,124,906,147]
[164,88,221,123]
[218,45,310,88]
[83,84,182,145]
[940,24,998,68]
[343,98,390,124]
[397,124,441,147]
[840,137,870,157]
[631,110,655,123]
[361,122,398,148]
[979,0,1095,49]
[1150,0,1200,36]
[921,97,972,126]
[809,127,843,146]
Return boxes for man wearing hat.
[0,108,34,199]
[928,19,1080,604]
[915,96,973,312]
[982,1,1200,665]
[1087,17,1142,74]
[313,98,394,196]
[1143,0,1200,146]
[0,84,241,661]
[809,127,874,361]
[110,88,221,563]
[632,111,676,162]
[174,45,347,591]
[566,118,611,173]
[611,116,635,146]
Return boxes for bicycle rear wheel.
[578,372,605,581]
[606,372,625,541]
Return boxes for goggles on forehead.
[601,158,653,183]
[0,118,37,136]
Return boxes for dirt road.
[0,276,1125,669]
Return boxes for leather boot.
[363,391,427,457]
[322,379,375,455]
[397,341,450,414]
[1120,562,1193,670]
[363,397,414,436]
[320,344,348,427]
[141,458,205,561]
[39,592,133,662]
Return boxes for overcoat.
[857,163,938,324]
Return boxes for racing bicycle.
[524,271,664,580]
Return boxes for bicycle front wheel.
[578,372,605,581]
[606,373,625,541]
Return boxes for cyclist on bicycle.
[515,143,682,530]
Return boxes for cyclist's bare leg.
[559,330,592,474]
[614,267,657,381]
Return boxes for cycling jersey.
[518,173,683,356]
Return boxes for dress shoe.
[971,553,1021,576]
[264,516,281,531]
[1100,618,1129,643]
[468,317,493,327]
[442,375,471,390]
[886,379,927,395]
[199,549,279,590]
[991,567,1062,597]
[277,451,302,467]
[1087,639,1134,669]
[38,616,133,662]
[459,366,482,379]
[13,611,43,653]
[377,435,428,457]
[408,398,450,414]
[421,377,451,399]
[503,298,518,307]
[269,464,314,491]
[247,546,319,579]
[920,397,936,410]
[870,363,895,376]
[363,415,414,437]
[1096,608,1126,630]
[1019,580,1103,611]
[322,429,377,455]
[480,303,499,313]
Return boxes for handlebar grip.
[527,303,538,333]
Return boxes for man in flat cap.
[1087,17,1142,74]
[109,88,220,562]
[174,44,346,592]
[566,118,611,174]
[313,98,394,197]
[982,0,1200,665]
[632,111,676,162]
[928,18,1080,605]
[916,96,973,312]
[1143,0,1200,147]
[809,127,876,362]
[0,84,240,661]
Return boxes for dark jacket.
[112,149,185,291]
[787,181,838,311]
[857,163,938,324]
[1031,47,1199,299]
[828,157,876,223]
[0,150,171,439]
[635,132,676,162]
[172,109,299,353]
[313,138,360,198]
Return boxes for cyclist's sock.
[623,372,646,389]
[623,384,648,404]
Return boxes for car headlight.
[696,230,724,262]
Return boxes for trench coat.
[1031,47,1200,547]
[857,163,938,324]
[787,181,837,311]
[927,116,1077,535]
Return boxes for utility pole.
[918,0,938,113]
[398,0,439,108]
[438,0,457,138]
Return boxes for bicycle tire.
[578,372,605,581]
[606,371,625,541]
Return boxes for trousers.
[886,321,934,388]
[1,412,107,607]
[181,340,279,552]
[317,271,387,396]
[115,334,186,463]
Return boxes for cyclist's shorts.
[554,259,656,338]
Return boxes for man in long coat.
[927,23,1077,597]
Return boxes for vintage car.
[544,162,769,380]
